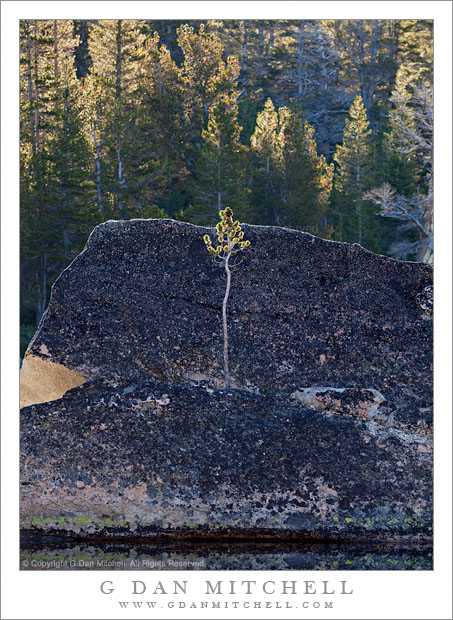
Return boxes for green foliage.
[20,19,434,330]
[20,20,99,324]
[178,23,241,143]
[249,98,333,234]
[203,207,250,260]
[187,95,249,224]
[88,20,167,217]
[334,95,373,195]
[364,64,433,261]
[203,207,250,388]
[142,33,187,186]
[333,95,377,248]
[277,107,334,234]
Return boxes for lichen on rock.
[20,219,432,543]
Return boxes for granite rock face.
[20,219,433,541]
[21,378,432,541]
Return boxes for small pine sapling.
[203,207,251,388]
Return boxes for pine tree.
[333,95,374,246]
[142,33,187,199]
[249,97,280,224]
[277,108,334,233]
[88,19,163,217]
[80,72,112,217]
[185,95,248,224]
[20,20,97,325]
[73,20,92,78]
[249,99,333,233]
[177,24,240,152]
[393,20,433,82]
[203,208,251,388]
[47,56,97,260]
[324,20,397,121]
[364,65,433,262]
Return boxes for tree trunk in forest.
[356,158,362,245]
[115,20,122,101]
[73,20,92,79]
[257,23,265,91]
[357,200,363,245]
[53,20,59,79]
[115,144,124,215]
[35,253,48,325]
[296,21,304,100]
[25,21,37,155]
[241,21,248,96]
[32,21,41,152]
[93,134,104,215]
[217,144,222,214]
[358,19,379,115]
[63,228,71,260]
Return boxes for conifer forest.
[20,19,433,353]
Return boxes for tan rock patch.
[20,354,87,409]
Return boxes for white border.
[2,2,452,619]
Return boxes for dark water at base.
[20,538,432,570]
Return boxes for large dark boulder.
[21,378,432,541]
[22,219,432,425]
[20,219,432,541]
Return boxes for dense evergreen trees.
[187,95,248,224]
[20,19,433,344]
[88,20,157,217]
[20,20,97,326]
[333,95,374,246]
[249,98,333,232]
[365,64,433,261]
[249,98,281,224]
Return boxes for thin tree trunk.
[357,19,379,114]
[222,250,232,388]
[297,20,303,100]
[25,21,36,155]
[32,21,41,151]
[357,201,362,245]
[201,93,209,124]
[418,189,433,263]
[115,144,123,215]
[241,20,248,96]
[365,20,379,112]
[268,23,274,48]
[35,271,42,326]
[90,113,104,215]
[53,20,59,78]
[115,20,122,100]
[94,140,103,214]
[217,144,222,214]
[356,156,362,244]
[257,23,265,89]
[36,253,48,325]
[63,228,71,260]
